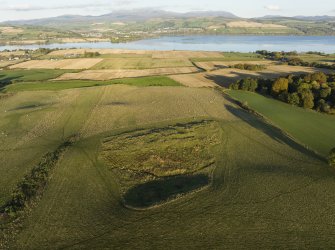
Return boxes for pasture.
[4,76,181,92]
[1,49,335,249]
[227,90,335,156]
[2,85,334,249]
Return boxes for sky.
[0,0,334,21]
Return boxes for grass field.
[91,58,193,70]
[3,76,181,92]
[227,90,335,156]
[55,67,200,81]
[2,50,335,249]
[2,85,335,248]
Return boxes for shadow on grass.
[224,103,326,163]
[9,103,49,111]
[124,174,209,208]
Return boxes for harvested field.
[47,49,224,59]
[48,49,150,56]
[0,26,23,34]
[9,58,103,70]
[92,58,193,69]
[227,21,287,28]
[55,67,200,80]
[152,51,224,59]
[169,74,216,87]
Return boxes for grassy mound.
[100,120,221,207]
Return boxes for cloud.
[264,5,281,11]
[0,3,117,11]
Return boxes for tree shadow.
[123,174,209,208]
[224,103,326,163]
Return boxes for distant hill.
[257,15,335,21]
[3,9,239,26]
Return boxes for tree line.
[229,72,335,114]
[255,50,335,70]
[229,63,267,71]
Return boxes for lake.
[1,35,335,53]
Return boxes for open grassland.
[0,88,104,206]
[9,59,103,70]
[227,90,335,156]
[92,58,193,70]
[55,67,200,81]
[2,84,335,249]
[4,76,181,92]
[2,50,335,249]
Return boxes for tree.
[328,148,335,167]
[319,84,332,99]
[299,89,314,109]
[271,77,289,95]
[239,78,258,92]
[305,72,327,84]
[287,93,300,106]
[317,99,331,113]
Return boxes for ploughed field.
[1,49,335,249]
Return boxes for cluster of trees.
[230,72,335,114]
[256,50,299,60]
[83,51,101,58]
[230,63,267,71]
[284,57,335,70]
[255,50,335,70]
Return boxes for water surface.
[1,35,335,53]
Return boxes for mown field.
[227,90,335,156]
[1,49,335,249]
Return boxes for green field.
[1,83,335,248]
[3,76,181,92]
[1,53,335,249]
[227,90,335,156]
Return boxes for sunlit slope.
[7,86,335,249]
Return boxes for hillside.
[1,49,335,248]
[1,10,335,45]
